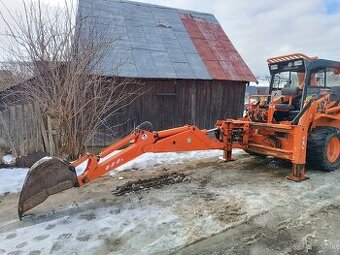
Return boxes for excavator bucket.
[18,157,78,219]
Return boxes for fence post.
[36,107,49,154]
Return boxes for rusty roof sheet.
[78,0,256,82]
[181,14,256,82]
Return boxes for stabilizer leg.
[287,163,309,182]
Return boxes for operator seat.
[274,87,300,111]
[273,87,302,121]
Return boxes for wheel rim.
[327,136,340,163]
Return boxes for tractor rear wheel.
[307,127,340,171]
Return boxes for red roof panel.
[191,39,216,61]
[180,16,204,39]
[181,14,256,82]
[209,45,229,61]
[205,60,229,80]
[219,61,238,80]
[197,22,217,41]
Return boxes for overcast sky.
[1,0,340,76]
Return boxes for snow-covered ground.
[75,150,226,176]
[1,150,241,195]
[108,150,230,174]
[1,205,182,255]
[1,152,340,254]
[0,168,29,194]
[0,149,244,255]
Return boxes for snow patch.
[109,149,243,176]
[2,154,16,165]
[0,168,29,194]
[0,149,244,194]
[76,149,243,176]
[0,205,181,255]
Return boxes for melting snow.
[0,168,29,194]
[76,149,242,175]
[2,155,16,165]
[0,205,182,255]
[1,149,243,195]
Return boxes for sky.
[0,0,340,76]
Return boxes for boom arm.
[75,125,226,186]
[18,124,229,219]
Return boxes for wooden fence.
[0,104,55,157]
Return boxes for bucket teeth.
[18,157,77,219]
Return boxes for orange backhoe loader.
[18,53,340,219]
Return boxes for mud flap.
[18,157,78,219]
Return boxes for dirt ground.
[1,152,340,255]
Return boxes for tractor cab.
[247,53,340,123]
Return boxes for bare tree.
[0,0,142,159]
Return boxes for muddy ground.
[1,152,340,255]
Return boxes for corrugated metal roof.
[78,0,256,82]
[181,14,256,82]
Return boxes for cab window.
[311,69,325,87]
[326,68,340,87]
[273,71,305,89]
[311,68,340,87]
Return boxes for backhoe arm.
[18,125,226,218]
[75,125,225,186]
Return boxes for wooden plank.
[9,106,16,149]
[0,111,18,157]
[36,107,49,154]
[23,104,29,154]
[31,104,39,152]
[34,104,44,151]
[25,104,31,153]
[190,83,196,125]
[27,104,35,153]
[47,115,55,155]
[16,105,25,156]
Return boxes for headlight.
[270,64,278,70]
[294,60,303,66]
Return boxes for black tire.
[307,127,340,171]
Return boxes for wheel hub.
[327,136,340,163]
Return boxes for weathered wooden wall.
[109,79,246,138]
[0,79,247,150]
[0,104,54,157]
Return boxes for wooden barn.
[79,0,256,133]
